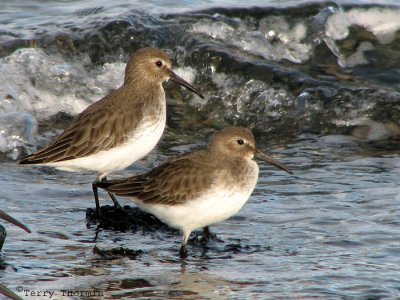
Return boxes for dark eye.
[237,139,244,145]
[156,60,163,67]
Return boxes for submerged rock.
[93,245,143,260]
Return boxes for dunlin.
[19,48,204,215]
[95,127,292,258]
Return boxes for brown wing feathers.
[96,153,215,205]
[19,91,143,164]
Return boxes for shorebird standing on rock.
[95,127,292,258]
[19,48,204,216]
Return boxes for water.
[1,0,400,299]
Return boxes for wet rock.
[223,240,272,254]
[93,245,143,259]
[86,205,174,233]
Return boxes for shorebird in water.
[96,127,292,258]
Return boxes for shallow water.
[1,0,400,299]
[2,134,400,299]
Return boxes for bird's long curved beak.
[170,70,204,98]
[0,210,31,233]
[255,149,293,174]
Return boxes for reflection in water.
[168,271,233,299]
[99,271,234,299]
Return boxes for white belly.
[45,115,166,178]
[134,167,258,235]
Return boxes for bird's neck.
[117,79,165,116]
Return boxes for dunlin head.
[19,47,204,215]
[95,127,292,258]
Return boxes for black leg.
[180,244,188,259]
[92,180,101,216]
[180,230,191,259]
[202,226,211,241]
[103,177,122,209]
[107,192,122,209]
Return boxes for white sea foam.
[0,48,125,119]
[190,7,400,67]
[0,48,125,157]
[325,7,400,67]
[189,17,311,63]
[173,66,197,84]
[327,7,400,44]
[210,71,293,126]
[0,112,38,159]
